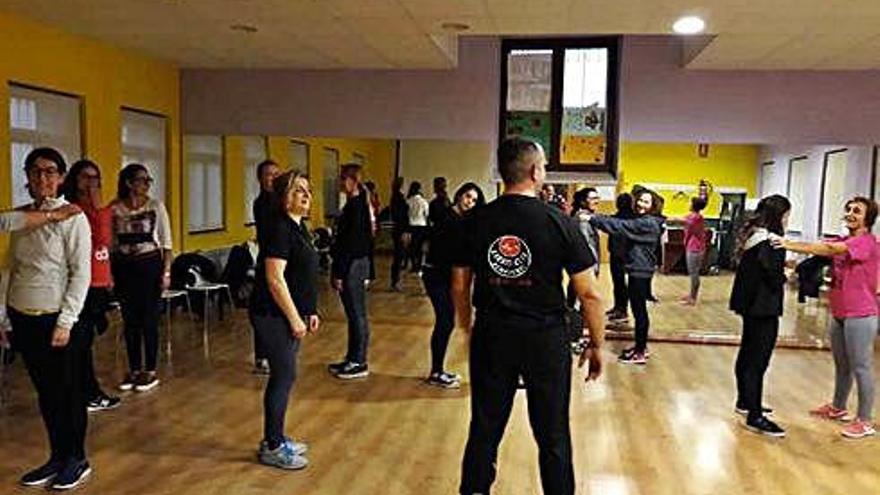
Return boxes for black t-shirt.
[253,215,319,317]
[453,194,595,321]
[424,206,462,273]
[253,191,276,251]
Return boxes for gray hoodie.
[590,214,665,278]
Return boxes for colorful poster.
[560,106,606,165]
[505,111,551,156]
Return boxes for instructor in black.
[453,137,605,495]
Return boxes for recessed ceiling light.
[441,22,470,32]
[672,16,705,35]
[230,24,258,34]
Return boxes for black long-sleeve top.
[330,189,373,279]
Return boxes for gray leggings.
[830,316,877,420]
[685,251,704,300]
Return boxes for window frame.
[121,106,169,205]
[819,148,848,237]
[243,135,270,226]
[785,155,809,235]
[499,37,620,174]
[185,135,226,234]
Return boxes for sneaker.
[735,405,774,417]
[607,310,628,321]
[87,395,121,413]
[333,362,369,380]
[258,440,308,470]
[118,372,138,392]
[841,419,876,439]
[618,348,647,365]
[810,403,849,421]
[327,360,349,375]
[134,371,160,392]
[253,359,270,375]
[744,416,786,438]
[20,459,64,487]
[426,371,461,389]
[50,460,92,490]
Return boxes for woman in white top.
[1,147,93,490]
[406,181,429,272]
[111,164,173,393]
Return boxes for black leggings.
[735,316,779,419]
[423,268,454,374]
[113,252,163,373]
[252,313,301,447]
[609,256,628,313]
[628,276,652,352]
[77,287,112,400]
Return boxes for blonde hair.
[272,169,308,213]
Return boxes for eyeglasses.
[132,176,154,184]
[27,167,60,179]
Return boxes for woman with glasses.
[61,160,121,412]
[111,164,173,393]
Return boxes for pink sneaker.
[841,420,876,439]
[810,403,849,421]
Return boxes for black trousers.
[460,315,574,495]
[77,288,112,400]
[422,268,454,374]
[10,309,88,462]
[408,226,428,271]
[252,313,301,447]
[628,275,652,352]
[391,229,407,287]
[735,315,779,419]
[113,252,163,372]
[610,256,628,313]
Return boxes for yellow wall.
[182,136,395,252]
[399,139,495,201]
[618,142,759,218]
[0,10,180,252]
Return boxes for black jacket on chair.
[795,255,831,302]
[729,232,787,317]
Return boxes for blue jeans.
[341,257,371,364]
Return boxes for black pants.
[408,226,428,271]
[252,313,301,447]
[735,316,779,419]
[610,256,628,313]
[113,252,163,372]
[248,308,268,362]
[461,315,574,495]
[628,275,652,352]
[391,229,407,287]
[422,268,454,374]
[10,309,88,462]
[77,288,112,400]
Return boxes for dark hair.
[24,147,68,175]
[61,159,101,202]
[497,137,541,185]
[735,194,791,260]
[256,159,278,179]
[393,176,405,191]
[340,163,362,182]
[433,176,447,189]
[117,163,150,200]
[846,196,878,229]
[453,182,486,210]
[572,187,598,211]
[407,181,422,198]
[634,188,662,216]
[364,180,376,192]
[615,192,634,217]
[691,197,707,213]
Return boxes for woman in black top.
[729,194,790,438]
[422,182,485,388]
[251,170,320,470]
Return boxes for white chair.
[161,289,193,358]
[185,267,234,348]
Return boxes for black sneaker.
[51,460,92,491]
[118,372,138,392]
[735,404,774,417]
[20,459,64,486]
[334,362,369,380]
[252,359,270,376]
[744,416,786,438]
[618,347,647,365]
[426,371,461,389]
[327,360,349,375]
[134,371,160,392]
[87,395,121,413]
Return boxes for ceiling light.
[230,24,258,34]
[441,22,470,32]
[672,16,705,35]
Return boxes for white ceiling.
[4,0,880,70]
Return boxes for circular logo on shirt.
[487,235,532,279]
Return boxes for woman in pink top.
[681,197,709,305]
[774,196,879,439]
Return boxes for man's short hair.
[256,159,278,179]
[497,137,541,185]
[340,163,362,182]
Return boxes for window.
[820,149,848,236]
[9,84,82,206]
[760,161,776,196]
[289,140,309,172]
[243,136,268,224]
[322,148,340,219]
[500,38,619,173]
[185,135,224,232]
[786,156,809,234]
[121,109,167,203]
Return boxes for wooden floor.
[0,258,877,494]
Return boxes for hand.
[161,272,171,291]
[51,326,71,347]
[53,204,82,222]
[332,279,343,292]
[768,233,785,249]
[290,318,308,339]
[578,345,602,382]
[308,315,321,333]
